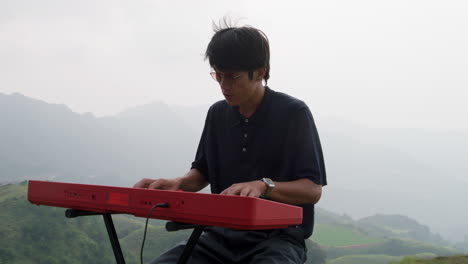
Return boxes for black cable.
[141,203,169,264]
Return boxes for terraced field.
[391,255,468,264]
[311,223,386,247]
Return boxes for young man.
[134,24,326,264]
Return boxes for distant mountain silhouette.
[0,93,198,187]
[316,117,468,242]
[1,92,467,242]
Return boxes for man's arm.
[220,178,322,205]
[133,168,208,192]
[270,178,322,204]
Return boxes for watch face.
[263,178,274,187]
[262,178,274,198]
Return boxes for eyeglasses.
[210,71,244,83]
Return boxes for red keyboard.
[28,180,302,230]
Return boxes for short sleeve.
[285,106,327,186]
[190,108,211,182]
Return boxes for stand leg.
[177,226,204,264]
[103,214,126,264]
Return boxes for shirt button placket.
[242,119,249,152]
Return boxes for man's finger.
[221,186,232,195]
[224,187,235,196]
[222,186,238,196]
[148,180,164,190]
[240,188,251,197]
[133,178,152,188]
[247,191,259,197]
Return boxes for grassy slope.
[311,218,458,262]
[326,254,402,264]
[0,192,116,263]
[0,182,201,264]
[1,182,462,264]
[312,223,386,246]
[327,253,438,264]
[391,255,468,264]
[0,182,27,202]
[326,238,457,260]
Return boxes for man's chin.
[224,98,238,106]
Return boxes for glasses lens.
[210,72,223,82]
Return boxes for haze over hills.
[1,92,467,242]
[0,92,197,187]
[316,118,468,242]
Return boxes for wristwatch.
[261,178,275,198]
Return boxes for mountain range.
[0,92,467,242]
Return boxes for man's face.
[211,69,260,106]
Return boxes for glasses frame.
[209,71,244,83]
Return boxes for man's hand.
[220,178,322,205]
[133,178,181,190]
[220,180,267,197]
[133,169,208,192]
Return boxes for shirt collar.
[229,86,272,127]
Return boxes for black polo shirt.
[191,86,327,238]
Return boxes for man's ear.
[255,67,266,81]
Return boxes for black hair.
[205,22,270,84]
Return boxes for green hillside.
[315,208,450,248]
[0,182,462,264]
[0,185,115,263]
[0,182,27,202]
[326,254,402,264]
[357,214,447,246]
[325,237,457,260]
[0,182,190,264]
[310,211,459,263]
[311,206,460,263]
[312,223,385,246]
[391,255,468,264]
[0,182,327,264]
[326,253,439,264]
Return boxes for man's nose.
[220,80,232,91]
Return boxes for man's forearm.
[177,168,209,192]
[269,178,322,205]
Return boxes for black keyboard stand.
[65,209,205,264]
[165,222,205,264]
[65,209,125,264]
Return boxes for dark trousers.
[150,226,307,264]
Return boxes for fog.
[1,0,467,241]
[2,0,467,130]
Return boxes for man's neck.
[238,85,265,118]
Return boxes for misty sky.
[1,0,467,131]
